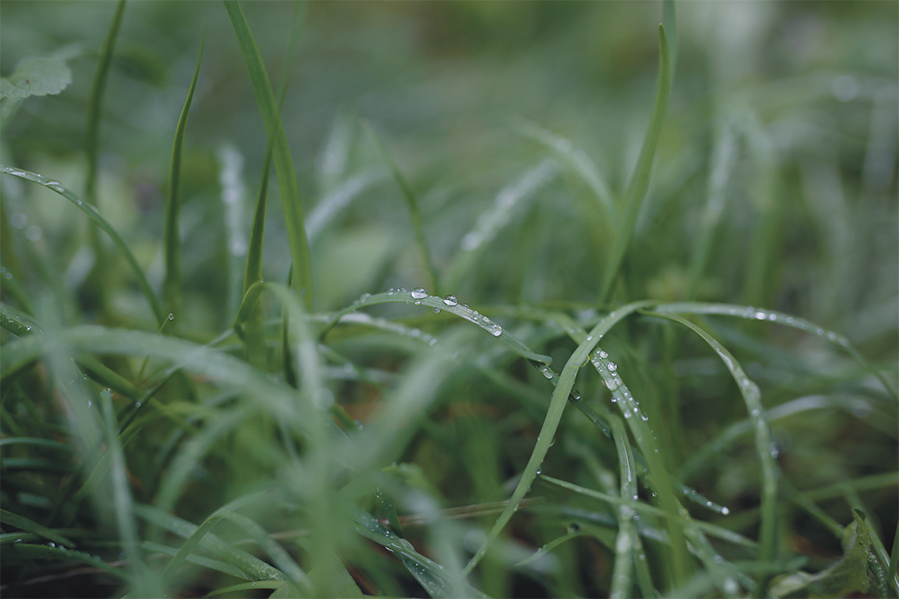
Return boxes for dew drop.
[411,288,428,299]
[487,323,503,337]
[599,350,608,359]
[721,507,730,515]
[607,362,617,372]
[641,414,649,421]
[443,295,458,307]
[433,307,441,314]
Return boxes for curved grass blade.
[362,120,439,294]
[511,117,616,223]
[652,302,898,402]
[688,114,738,298]
[163,29,205,330]
[0,326,315,437]
[224,0,313,309]
[597,25,671,303]
[318,288,551,364]
[4,543,125,580]
[445,159,558,292]
[82,0,125,312]
[646,309,779,596]
[134,503,288,583]
[0,508,75,548]
[0,166,164,325]
[354,509,489,598]
[462,301,672,577]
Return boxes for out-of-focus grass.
[1,2,896,597]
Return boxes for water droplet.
[168,313,175,321]
[486,323,503,337]
[753,311,767,320]
[135,401,142,408]
[432,307,441,314]
[604,378,619,391]
[585,335,592,342]
[599,350,608,359]
[443,295,458,307]
[48,542,56,548]
[607,362,617,372]
[411,288,428,299]
[387,289,395,295]
[414,300,421,305]
[641,414,649,421]
[721,507,730,515]
[540,367,553,379]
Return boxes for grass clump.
[1,1,897,598]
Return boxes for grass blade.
[0,166,164,326]
[597,24,671,303]
[224,0,313,309]
[653,302,898,402]
[362,120,440,294]
[646,310,779,596]
[0,509,75,548]
[82,0,125,315]
[241,2,304,364]
[163,29,205,330]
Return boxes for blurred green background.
[1,1,897,597]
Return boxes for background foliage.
[1,1,896,597]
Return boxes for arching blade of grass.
[241,1,305,365]
[354,509,489,598]
[444,159,558,293]
[224,0,313,309]
[461,300,673,578]
[0,326,315,436]
[511,117,616,223]
[0,509,75,548]
[82,0,125,315]
[362,120,440,294]
[597,24,671,304]
[134,503,289,583]
[645,310,779,597]
[0,166,164,326]
[163,30,205,331]
[652,302,898,402]
[318,288,551,364]
[688,113,739,298]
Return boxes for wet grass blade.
[362,120,440,294]
[597,25,670,303]
[646,310,779,596]
[0,166,164,326]
[0,509,75,548]
[608,414,637,599]
[163,29,205,330]
[224,0,313,309]
[653,302,898,402]
[82,0,125,312]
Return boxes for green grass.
[1,1,897,598]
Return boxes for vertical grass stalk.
[597,25,671,304]
[163,29,206,330]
